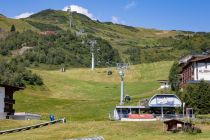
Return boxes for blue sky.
[0,0,210,32]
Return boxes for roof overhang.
[148,94,182,107]
[115,106,148,109]
[0,84,24,91]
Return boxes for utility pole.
[117,63,129,105]
[89,40,97,70]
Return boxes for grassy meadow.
[1,61,210,139]
[13,61,173,121]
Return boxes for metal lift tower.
[117,63,129,105]
[89,40,97,70]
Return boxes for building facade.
[179,55,210,86]
[0,84,22,119]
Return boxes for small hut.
[164,119,192,131]
[157,80,170,90]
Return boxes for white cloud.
[111,16,119,24]
[111,16,126,25]
[125,1,136,9]
[63,5,95,20]
[14,12,34,19]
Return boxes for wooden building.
[0,84,23,119]
[179,54,210,86]
[164,119,192,131]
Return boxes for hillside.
[13,61,173,121]
[1,9,210,65]
[0,16,37,32]
[24,9,183,61]
[0,9,188,64]
[0,13,6,18]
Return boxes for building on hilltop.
[178,54,210,86]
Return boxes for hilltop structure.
[179,54,210,86]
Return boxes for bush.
[185,81,210,114]
[0,59,43,87]
[183,126,202,134]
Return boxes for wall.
[0,87,6,119]
[194,62,210,80]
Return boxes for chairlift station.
[110,94,193,121]
[111,63,193,121]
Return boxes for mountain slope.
[0,16,38,32]
[25,9,180,48]
[1,9,209,64]
[23,9,186,62]
[0,13,6,18]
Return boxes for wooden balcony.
[4,98,15,104]
[4,108,15,113]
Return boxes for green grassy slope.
[13,61,173,121]
[0,17,38,32]
[0,9,192,62]
[25,10,180,49]
[1,121,210,140]
[26,11,178,48]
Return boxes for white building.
[179,55,210,85]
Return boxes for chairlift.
[107,68,112,75]
[124,95,131,103]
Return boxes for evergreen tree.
[168,61,180,91]
[10,24,16,32]
[185,81,210,114]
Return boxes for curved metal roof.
[148,94,182,107]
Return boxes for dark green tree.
[168,61,180,91]
[10,24,16,32]
[185,81,210,114]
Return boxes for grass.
[12,61,173,121]
[1,61,210,139]
[10,61,171,122]
[0,17,38,32]
[0,121,210,140]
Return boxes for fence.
[0,118,66,135]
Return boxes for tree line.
[0,30,121,67]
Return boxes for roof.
[148,94,182,107]
[164,119,191,124]
[179,55,210,72]
[115,106,148,109]
[0,84,24,91]
[187,80,210,84]
[179,55,210,67]
[164,119,183,124]
[190,55,210,62]
[157,80,169,82]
